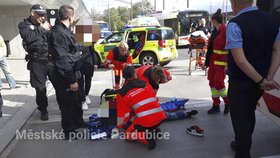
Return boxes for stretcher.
[187,35,207,75]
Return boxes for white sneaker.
[82,102,88,110]
[85,95,91,104]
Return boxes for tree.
[104,8,119,31]
[132,0,153,18]
[118,6,130,24]
[101,0,153,31]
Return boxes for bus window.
[153,10,210,46]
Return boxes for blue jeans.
[165,110,187,121]
[0,57,16,88]
[0,92,3,114]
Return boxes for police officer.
[18,4,56,121]
[48,5,85,139]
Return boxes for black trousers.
[134,122,162,132]
[29,60,56,112]
[84,74,92,96]
[228,78,263,158]
[80,74,92,101]
[54,72,84,132]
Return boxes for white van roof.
[127,17,160,27]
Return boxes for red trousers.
[207,66,229,106]
[124,119,161,145]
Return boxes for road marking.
[27,108,98,125]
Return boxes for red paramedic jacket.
[117,79,166,129]
[135,65,172,91]
[105,47,132,70]
[210,23,228,68]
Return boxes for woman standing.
[203,9,229,114]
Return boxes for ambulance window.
[147,30,161,40]
[162,29,175,39]
[105,32,124,43]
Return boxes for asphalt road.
[2,48,280,158]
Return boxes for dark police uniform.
[227,8,278,158]
[48,20,84,134]
[18,16,56,114]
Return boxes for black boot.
[40,111,49,121]
[146,130,157,150]
[185,110,198,118]
[207,105,220,114]
[224,104,229,114]
[64,130,80,140]
[230,141,237,152]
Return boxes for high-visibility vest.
[105,47,132,69]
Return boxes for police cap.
[30,4,46,16]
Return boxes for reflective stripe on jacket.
[117,79,166,129]
[211,23,228,68]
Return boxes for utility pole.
[187,0,189,8]
[225,0,228,22]
[108,3,111,30]
[210,0,212,13]
[163,0,165,10]
[131,0,133,19]
[154,0,156,11]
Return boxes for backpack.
[160,97,189,112]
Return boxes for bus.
[153,10,210,46]
[255,0,280,127]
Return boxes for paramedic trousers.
[228,78,263,158]
[208,66,229,106]
[113,69,122,85]
[124,120,162,144]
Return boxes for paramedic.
[104,41,132,89]
[117,66,166,150]
[135,65,172,94]
[204,9,229,115]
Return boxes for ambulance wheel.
[140,53,158,65]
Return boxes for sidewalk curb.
[0,86,53,155]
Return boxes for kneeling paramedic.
[117,66,166,150]
[135,65,172,94]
